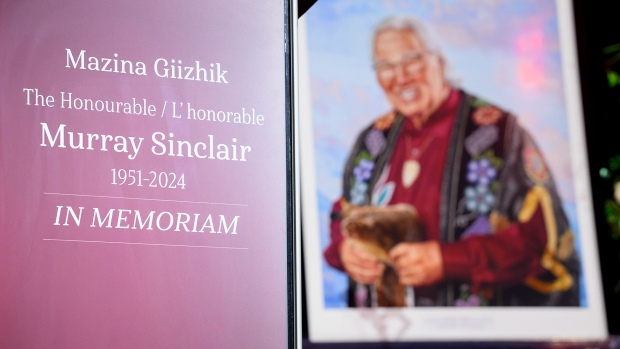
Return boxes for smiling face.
[373,28,449,126]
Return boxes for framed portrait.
[300,0,606,342]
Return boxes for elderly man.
[323,16,580,307]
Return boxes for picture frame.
[300,0,606,342]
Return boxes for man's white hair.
[372,16,440,61]
[372,15,458,85]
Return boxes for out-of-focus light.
[601,167,610,178]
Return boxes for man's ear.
[436,53,450,86]
[437,53,446,73]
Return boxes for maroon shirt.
[325,89,547,292]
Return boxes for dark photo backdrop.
[575,0,620,336]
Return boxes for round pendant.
[402,160,420,188]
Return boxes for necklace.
[402,133,435,188]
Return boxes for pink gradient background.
[0,1,289,348]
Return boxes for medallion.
[402,159,420,188]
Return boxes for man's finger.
[389,242,423,262]
[343,239,380,265]
[349,242,380,261]
[343,252,383,274]
[392,248,422,270]
[347,263,385,284]
[397,266,425,285]
[388,243,409,260]
[345,250,381,269]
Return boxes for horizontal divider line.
[43,238,249,250]
[43,192,247,207]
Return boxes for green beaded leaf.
[470,98,490,108]
[473,149,503,170]
[604,200,620,239]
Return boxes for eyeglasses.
[373,51,432,80]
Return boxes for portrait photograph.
[299,0,606,342]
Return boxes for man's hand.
[340,238,385,285]
[389,241,444,286]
